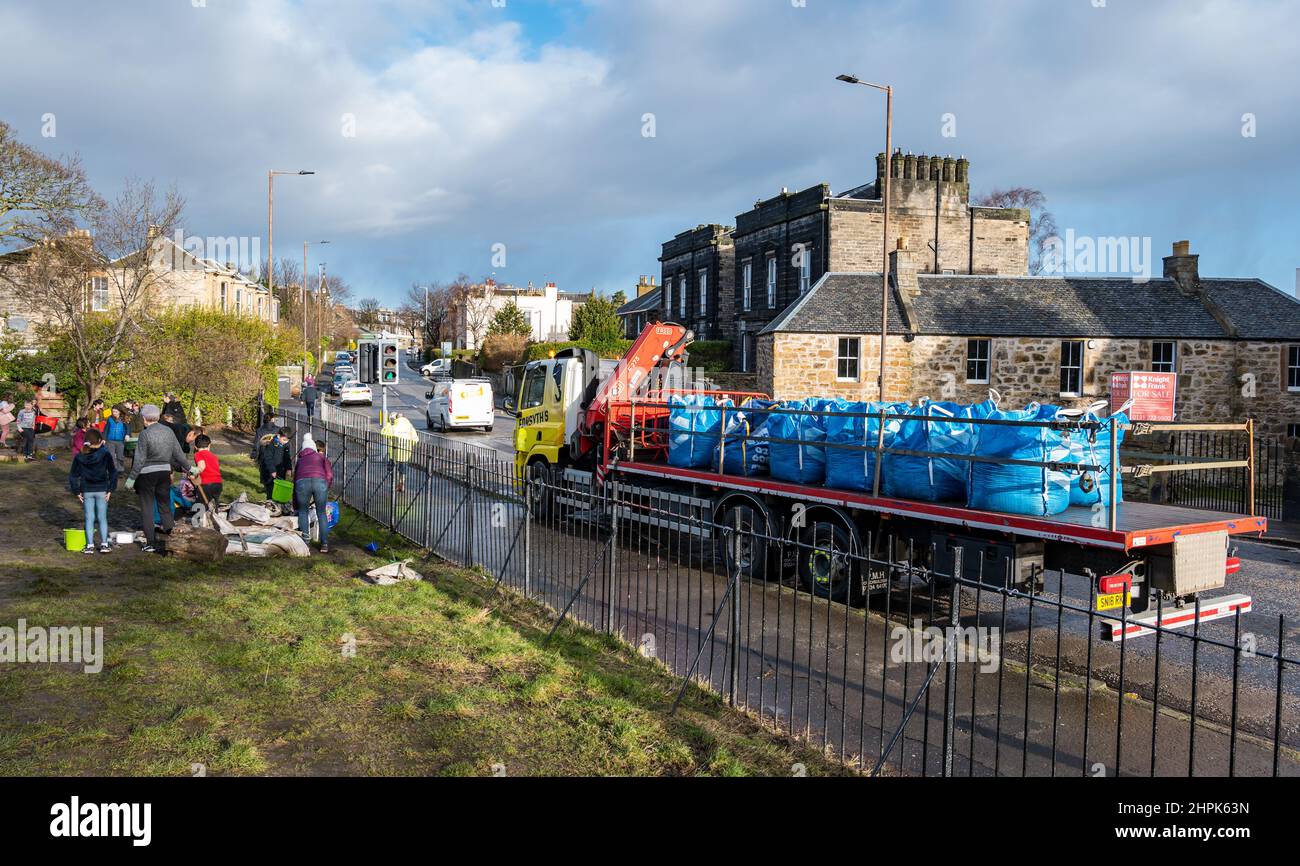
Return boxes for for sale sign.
[1110,371,1177,421]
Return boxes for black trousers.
[20,428,35,456]
[136,470,173,546]
[200,482,223,506]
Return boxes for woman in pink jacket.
[293,434,334,553]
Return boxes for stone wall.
[759,331,1300,435]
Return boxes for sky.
[2,0,1297,305]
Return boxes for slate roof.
[617,286,662,316]
[762,273,1300,341]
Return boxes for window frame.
[766,254,777,308]
[798,245,812,294]
[836,336,861,382]
[1060,340,1085,396]
[678,274,686,317]
[741,259,752,311]
[89,276,109,312]
[1152,340,1177,374]
[1288,345,1300,393]
[698,268,708,315]
[966,338,991,384]
[1288,423,1300,439]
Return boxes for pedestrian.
[258,427,292,501]
[127,404,191,553]
[69,428,118,554]
[162,392,187,426]
[191,433,223,506]
[103,405,128,472]
[251,413,280,461]
[381,412,418,493]
[16,401,36,460]
[0,400,13,449]
[301,379,318,419]
[71,416,88,454]
[293,432,333,553]
[88,399,107,432]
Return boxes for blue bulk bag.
[714,399,775,477]
[1069,410,1128,507]
[825,401,907,492]
[668,394,730,469]
[968,403,1071,516]
[768,401,826,485]
[883,401,968,502]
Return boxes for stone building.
[659,224,735,342]
[0,233,278,348]
[758,240,1300,436]
[617,275,662,338]
[658,150,1030,371]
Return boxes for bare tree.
[0,120,99,251]
[973,187,1058,275]
[12,178,184,404]
[354,297,382,333]
[451,275,494,350]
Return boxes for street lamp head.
[298,170,315,175]
[836,74,861,84]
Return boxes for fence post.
[523,474,532,598]
[388,449,398,532]
[942,546,963,778]
[362,430,371,514]
[604,477,618,634]
[728,544,740,707]
[340,428,348,508]
[422,450,433,550]
[464,453,475,568]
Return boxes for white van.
[425,378,494,432]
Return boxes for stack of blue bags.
[671,390,1128,519]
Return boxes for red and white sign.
[1111,371,1177,421]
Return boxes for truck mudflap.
[1100,593,1253,641]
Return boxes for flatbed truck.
[509,323,1266,640]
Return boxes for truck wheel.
[796,520,861,605]
[526,461,553,520]
[720,503,770,581]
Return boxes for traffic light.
[357,340,379,384]
[380,340,400,385]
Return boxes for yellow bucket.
[64,528,87,551]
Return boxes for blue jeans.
[83,492,109,546]
[305,401,315,418]
[295,477,329,547]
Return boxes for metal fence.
[278,408,1298,777]
[1159,430,1288,520]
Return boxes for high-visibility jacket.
[381,417,418,463]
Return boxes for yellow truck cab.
[511,354,593,485]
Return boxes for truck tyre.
[720,503,771,581]
[526,461,553,520]
[796,519,861,604]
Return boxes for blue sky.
[1,0,1297,304]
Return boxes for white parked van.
[425,378,494,432]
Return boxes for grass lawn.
[0,443,848,777]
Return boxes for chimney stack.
[890,236,919,299]
[1163,239,1200,290]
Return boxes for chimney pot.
[1172,240,1190,257]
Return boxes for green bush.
[524,339,631,362]
[686,340,732,373]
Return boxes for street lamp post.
[266,169,315,313]
[302,240,330,378]
[837,73,893,496]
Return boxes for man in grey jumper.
[128,404,191,552]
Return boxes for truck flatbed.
[613,460,1267,552]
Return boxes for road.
[309,359,517,455]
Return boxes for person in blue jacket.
[103,405,128,471]
[68,428,119,554]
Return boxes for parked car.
[334,351,352,366]
[328,372,350,396]
[421,358,452,377]
[425,378,493,432]
[338,381,373,406]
